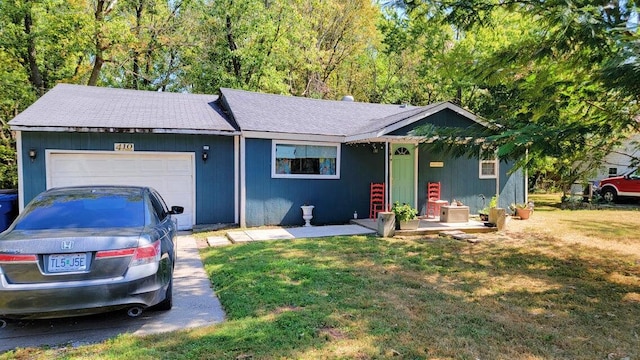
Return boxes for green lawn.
[4,194,640,359]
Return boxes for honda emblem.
[61,240,74,250]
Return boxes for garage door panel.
[167,159,191,172]
[139,159,165,172]
[47,152,194,230]
[111,159,140,173]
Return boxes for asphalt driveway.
[0,235,225,353]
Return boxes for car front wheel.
[601,188,617,203]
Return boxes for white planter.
[399,219,419,230]
[301,205,314,227]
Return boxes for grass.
[3,194,640,359]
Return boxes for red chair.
[369,183,385,219]
[427,182,448,218]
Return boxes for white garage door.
[46,151,195,230]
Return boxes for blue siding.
[391,109,485,136]
[20,132,235,225]
[499,163,526,209]
[245,138,526,226]
[245,139,385,227]
[417,144,525,214]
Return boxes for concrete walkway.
[224,224,376,244]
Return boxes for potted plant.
[479,195,498,222]
[511,202,533,220]
[391,202,419,230]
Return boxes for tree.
[0,0,91,92]
[0,51,34,188]
[399,0,640,193]
[96,0,196,91]
[0,0,91,188]
[179,0,382,98]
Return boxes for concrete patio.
[351,216,497,236]
[208,216,496,246]
[218,224,376,244]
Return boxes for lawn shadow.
[84,235,640,359]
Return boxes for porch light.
[28,148,37,162]
[202,145,209,162]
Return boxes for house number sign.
[114,143,134,151]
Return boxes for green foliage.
[406,0,639,191]
[479,195,498,215]
[391,201,418,222]
[181,0,381,98]
[0,0,638,193]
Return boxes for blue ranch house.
[9,84,526,229]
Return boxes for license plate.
[48,253,88,273]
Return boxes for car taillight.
[0,254,38,263]
[96,248,136,258]
[130,240,161,267]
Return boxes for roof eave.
[347,135,438,144]
[346,102,495,142]
[241,130,345,143]
[10,125,240,136]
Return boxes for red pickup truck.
[596,169,640,202]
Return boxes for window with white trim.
[272,141,340,179]
[479,151,498,179]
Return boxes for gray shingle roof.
[9,84,237,133]
[9,84,488,139]
[219,88,418,136]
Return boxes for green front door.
[391,144,415,207]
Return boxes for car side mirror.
[169,206,184,215]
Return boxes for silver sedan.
[0,186,183,320]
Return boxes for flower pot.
[516,208,532,220]
[399,219,419,230]
[301,205,314,226]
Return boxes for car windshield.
[628,169,640,179]
[14,190,146,230]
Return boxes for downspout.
[496,161,500,204]
[240,136,246,227]
[234,136,239,224]
[525,148,529,203]
[16,131,24,211]
[414,142,418,208]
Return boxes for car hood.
[0,227,145,254]
[599,176,625,184]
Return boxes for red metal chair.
[369,183,385,219]
[427,182,448,218]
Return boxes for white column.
[385,141,390,209]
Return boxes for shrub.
[391,202,418,222]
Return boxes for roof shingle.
[219,88,417,136]
[9,84,237,133]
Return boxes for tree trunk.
[88,0,108,86]
[131,0,144,89]
[226,15,242,80]
[23,6,45,96]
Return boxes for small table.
[440,205,469,223]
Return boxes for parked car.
[0,186,183,320]
[595,169,640,203]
